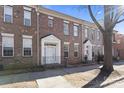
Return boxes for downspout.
[36,6,40,66]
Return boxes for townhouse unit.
[113,31,124,60]
[0,5,83,69]
[83,23,104,61]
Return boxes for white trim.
[24,10,31,26]
[1,33,14,37]
[22,35,32,39]
[64,42,70,44]
[4,5,13,23]
[64,42,70,58]
[74,23,79,26]
[23,6,32,11]
[22,35,33,57]
[64,20,69,23]
[48,16,54,19]
[2,34,14,57]
[41,35,61,65]
[74,43,79,45]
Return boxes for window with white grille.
[2,33,14,57]
[73,25,79,36]
[24,7,31,26]
[4,5,13,23]
[64,42,69,57]
[23,35,32,56]
[48,16,54,27]
[63,21,69,35]
[74,43,79,57]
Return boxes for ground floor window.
[2,33,14,57]
[74,43,79,57]
[64,42,69,58]
[23,35,32,56]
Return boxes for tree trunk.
[101,31,114,73]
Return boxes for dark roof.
[83,39,89,44]
[40,34,52,39]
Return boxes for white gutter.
[36,6,40,66]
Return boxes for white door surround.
[41,35,61,65]
[84,40,92,61]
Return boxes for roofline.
[30,5,97,28]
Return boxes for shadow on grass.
[82,70,111,88]
[101,77,124,88]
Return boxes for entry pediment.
[42,34,60,42]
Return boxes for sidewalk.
[0,62,124,88]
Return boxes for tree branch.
[88,5,104,32]
[116,18,124,24]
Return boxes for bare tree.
[88,5,124,73]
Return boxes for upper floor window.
[24,7,31,26]
[97,30,100,40]
[4,5,13,23]
[74,43,79,57]
[85,28,88,38]
[63,21,69,35]
[112,33,116,42]
[73,24,79,36]
[48,16,54,27]
[2,33,14,57]
[91,30,94,40]
[23,35,32,56]
[64,42,69,58]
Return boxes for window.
[4,5,13,23]
[112,33,116,42]
[48,16,53,27]
[23,35,32,56]
[91,31,94,40]
[85,28,88,38]
[74,43,79,57]
[63,21,69,35]
[24,7,31,26]
[64,42,69,57]
[73,25,79,36]
[2,33,14,57]
[97,30,100,40]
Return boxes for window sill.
[2,56,14,58]
[4,21,13,24]
[22,56,33,58]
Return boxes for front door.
[44,44,56,64]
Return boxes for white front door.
[44,44,56,64]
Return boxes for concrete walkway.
[37,76,74,88]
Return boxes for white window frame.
[74,43,79,57]
[22,35,32,57]
[64,42,70,58]
[73,25,79,36]
[48,16,54,27]
[63,21,69,35]
[97,30,100,40]
[85,28,88,38]
[4,5,13,23]
[1,33,14,57]
[23,6,31,26]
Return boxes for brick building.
[0,5,85,69]
[113,31,124,60]
[0,5,105,70]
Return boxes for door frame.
[41,35,61,65]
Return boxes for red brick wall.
[0,5,83,69]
